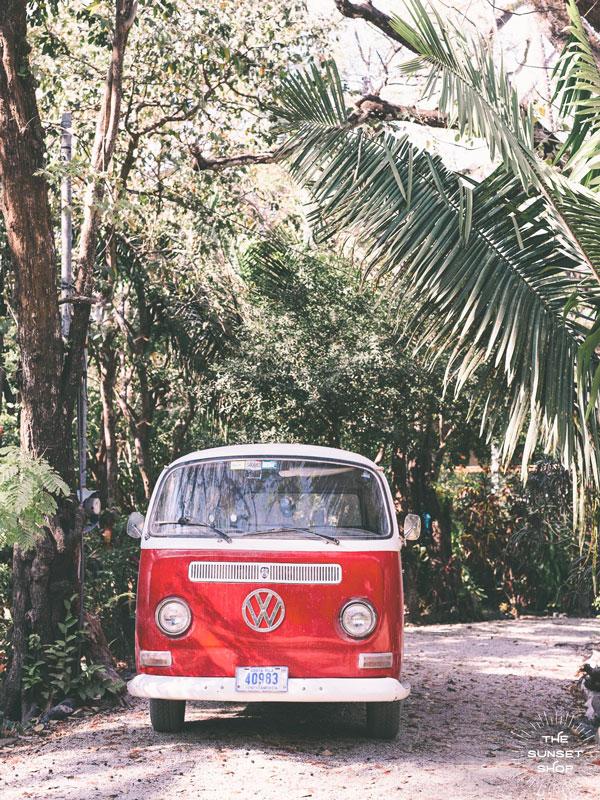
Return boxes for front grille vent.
[188,561,342,585]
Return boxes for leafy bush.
[0,447,69,549]
[0,516,139,679]
[22,597,124,707]
[435,462,585,617]
[84,523,139,664]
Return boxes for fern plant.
[0,446,69,549]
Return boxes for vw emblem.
[242,589,285,632]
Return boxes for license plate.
[235,666,288,692]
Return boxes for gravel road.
[1,618,598,800]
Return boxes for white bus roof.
[170,443,379,470]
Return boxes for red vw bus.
[127,444,420,739]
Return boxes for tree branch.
[192,0,565,174]
[334,2,562,155]
[348,95,448,126]
[191,147,279,171]
[57,295,96,305]
[62,0,138,408]
[334,0,416,51]
[191,95,450,172]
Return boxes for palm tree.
[272,0,600,490]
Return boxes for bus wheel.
[149,699,186,732]
[366,700,401,740]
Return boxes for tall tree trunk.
[0,6,67,467]
[0,1,137,719]
[94,233,120,508]
[115,360,154,502]
[133,420,153,501]
[0,2,79,720]
[114,276,156,502]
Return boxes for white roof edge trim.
[168,443,379,470]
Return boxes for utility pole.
[78,361,88,499]
[60,111,88,629]
[60,112,72,338]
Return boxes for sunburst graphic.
[510,709,597,799]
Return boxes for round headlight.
[155,597,192,636]
[340,600,377,639]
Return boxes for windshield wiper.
[156,517,232,544]
[242,526,340,545]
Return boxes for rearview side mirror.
[127,511,145,539]
[403,513,421,542]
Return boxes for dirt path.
[1,618,598,800]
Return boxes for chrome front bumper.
[127,674,411,703]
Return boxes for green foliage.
[29,0,332,507]
[0,447,69,550]
[215,231,483,461]
[390,0,600,286]
[391,1,600,474]
[26,1,60,26]
[266,3,600,611]
[553,0,600,188]
[113,235,241,374]
[22,598,124,707]
[436,462,591,616]
[273,60,600,481]
[84,526,139,663]
[0,3,597,682]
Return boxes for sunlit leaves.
[390,0,600,287]
[553,0,600,189]
[272,59,600,480]
[218,233,482,460]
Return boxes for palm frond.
[389,0,600,283]
[273,60,600,478]
[553,0,600,188]
[240,233,305,303]
[392,1,536,186]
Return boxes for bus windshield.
[149,458,391,539]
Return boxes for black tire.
[149,699,186,732]
[366,700,401,740]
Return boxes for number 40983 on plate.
[235,666,288,692]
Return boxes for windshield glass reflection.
[149,458,390,539]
